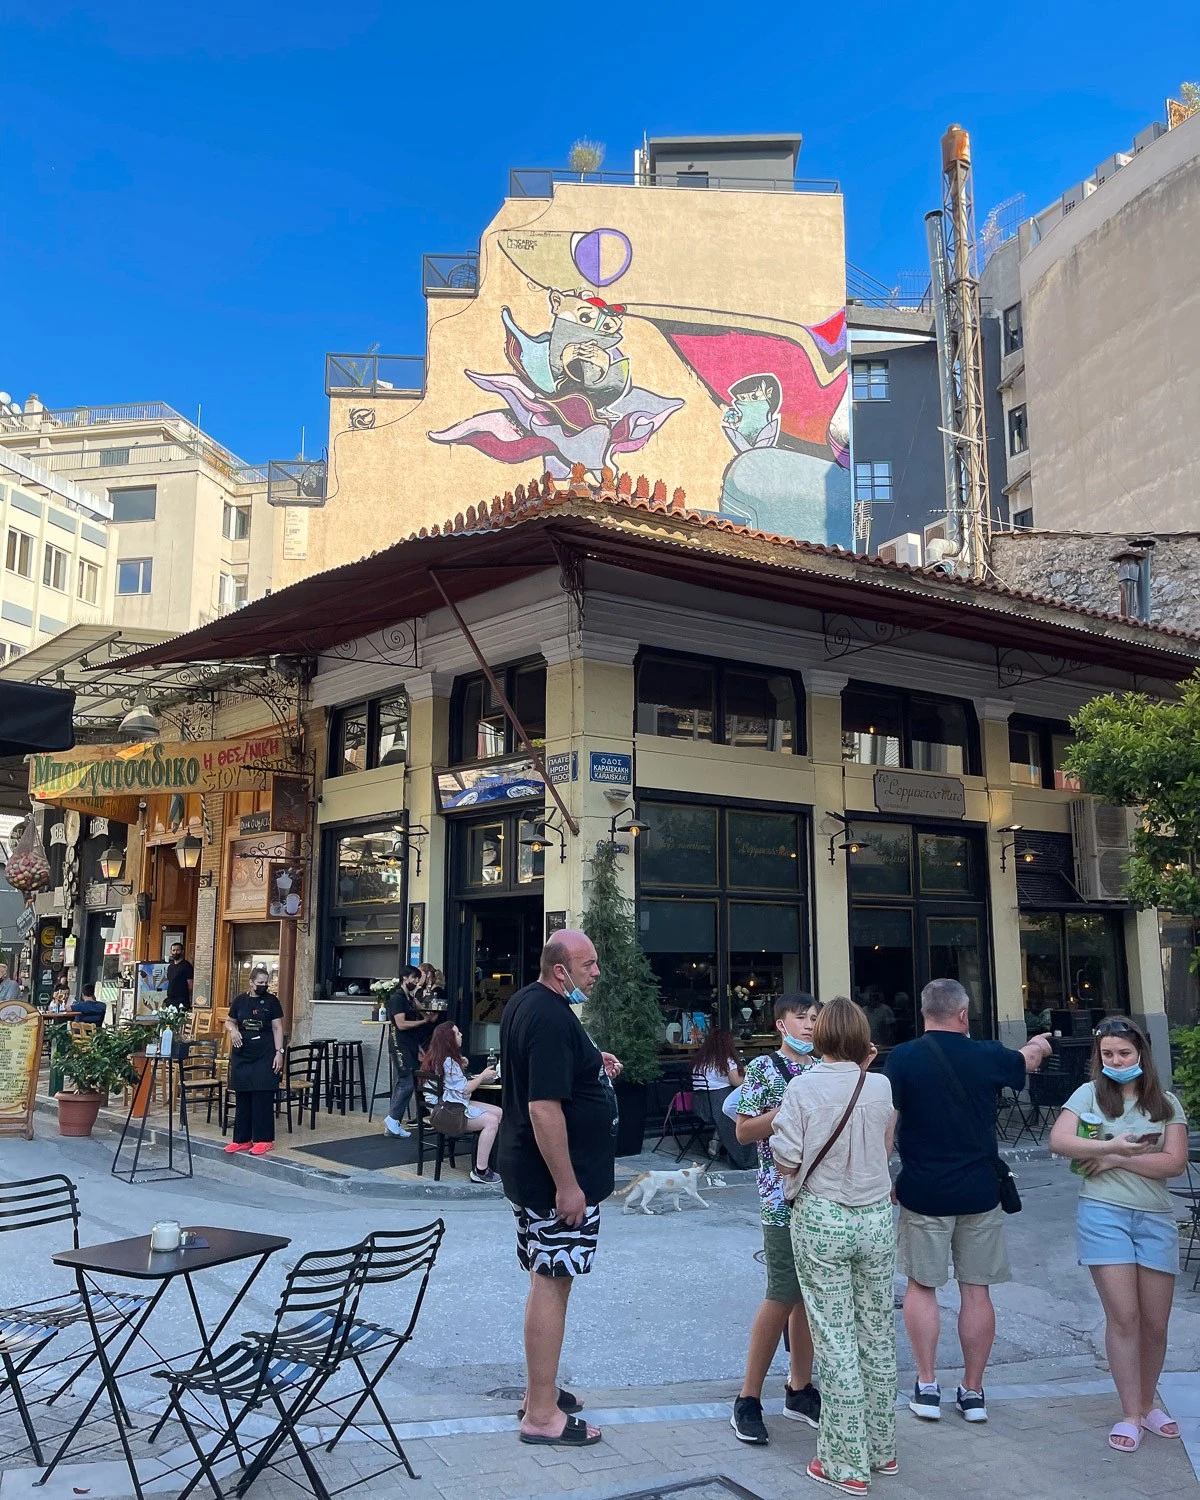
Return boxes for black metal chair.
[158,1243,369,1500]
[1169,1157,1200,1291]
[0,1175,149,1462]
[277,1043,323,1132]
[180,1040,224,1126]
[652,1067,716,1162]
[414,1070,476,1180]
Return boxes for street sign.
[546,752,577,784]
[589,751,632,785]
[15,905,35,940]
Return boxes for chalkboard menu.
[0,1001,44,1139]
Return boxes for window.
[328,693,409,777]
[109,486,157,523]
[1008,717,1078,790]
[99,447,130,467]
[854,461,893,503]
[218,572,248,610]
[1020,910,1126,1027]
[1008,404,1028,456]
[842,682,978,775]
[324,824,406,995]
[636,652,803,754]
[852,360,889,400]
[42,543,68,592]
[452,662,545,763]
[222,503,250,541]
[1002,303,1023,354]
[6,528,33,578]
[1012,507,1034,529]
[77,559,100,604]
[116,558,152,594]
[0,643,24,663]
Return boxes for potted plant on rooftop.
[52,1022,152,1137]
[581,841,662,1155]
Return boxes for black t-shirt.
[884,1031,1026,1216]
[229,990,284,1050]
[497,981,618,1211]
[385,988,426,1069]
[166,958,194,1008]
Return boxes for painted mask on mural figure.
[547,290,626,395]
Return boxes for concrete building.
[981,108,1200,532]
[0,397,283,633]
[0,447,115,662]
[278,134,851,585]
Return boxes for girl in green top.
[1049,1016,1189,1455]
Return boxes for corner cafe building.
[111,477,1200,1065]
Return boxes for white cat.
[616,1164,710,1215]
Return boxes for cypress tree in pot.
[580,842,662,1155]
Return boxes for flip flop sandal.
[517,1387,582,1421]
[519,1414,600,1447]
[1142,1408,1180,1438]
[1108,1421,1142,1452]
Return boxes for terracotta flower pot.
[56,1091,103,1137]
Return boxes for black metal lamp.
[174,834,203,871]
[99,846,125,881]
[609,807,650,844]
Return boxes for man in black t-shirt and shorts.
[498,930,621,1449]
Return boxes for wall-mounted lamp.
[825,810,870,865]
[99,846,125,882]
[175,834,203,872]
[998,823,1036,873]
[521,814,567,864]
[392,823,430,878]
[609,807,650,847]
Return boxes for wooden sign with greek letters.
[0,1001,44,1139]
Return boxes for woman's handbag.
[429,1099,468,1135]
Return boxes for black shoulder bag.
[921,1037,1022,1215]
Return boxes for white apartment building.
[0,396,284,634]
[0,448,115,662]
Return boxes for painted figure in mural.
[722,374,783,452]
[428,288,683,480]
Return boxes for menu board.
[0,1001,44,1139]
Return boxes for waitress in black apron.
[224,965,285,1156]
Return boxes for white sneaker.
[383,1117,411,1138]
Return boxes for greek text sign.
[545,752,577,785]
[589,751,632,785]
[0,1002,44,1140]
[29,734,291,816]
[873,770,966,820]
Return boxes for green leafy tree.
[1180,82,1200,118]
[580,841,662,1086]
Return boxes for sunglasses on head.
[1094,1019,1138,1039]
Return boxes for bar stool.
[322,1039,367,1116]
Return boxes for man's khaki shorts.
[897,1206,1011,1288]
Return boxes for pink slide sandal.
[1109,1421,1142,1452]
[1142,1408,1180,1439]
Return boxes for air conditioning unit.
[877,533,922,566]
[1133,122,1166,153]
[1070,798,1132,901]
[1093,153,1130,185]
[1060,181,1093,215]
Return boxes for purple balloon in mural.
[571,228,632,288]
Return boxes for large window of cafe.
[842,681,980,774]
[635,799,810,1054]
[318,821,407,996]
[636,650,805,753]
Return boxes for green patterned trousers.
[792,1192,897,1484]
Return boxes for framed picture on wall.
[161,930,185,961]
[268,861,305,919]
[407,904,425,968]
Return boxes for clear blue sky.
[4,1,1196,464]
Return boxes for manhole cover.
[604,1480,766,1500]
[485,1386,526,1401]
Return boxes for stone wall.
[991,531,1200,633]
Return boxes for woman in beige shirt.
[771,996,897,1496]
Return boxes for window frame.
[6,527,33,578]
[42,541,69,592]
[116,557,153,595]
[108,486,157,523]
[1002,303,1024,355]
[222,503,251,541]
[852,359,890,401]
[327,691,410,778]
[1008,404,1029,456]
[853,460,893,503]
[319,817,410,997]
[1007,715,1076,791]
[634,647,806,755]
[841,680,981,776]
[77,558,100,604]
[450,659,546,766]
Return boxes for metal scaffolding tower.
[925,124,992,578]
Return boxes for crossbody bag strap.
[798,1068,867,1192]
[920,1035,992,1156]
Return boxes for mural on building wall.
[427,225,851,548]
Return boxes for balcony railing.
[324,354,425,398]
[0,401,258,478]
[423,253,479,295]
[0,448,112,522]
[509,168,840,198]
[846,263,932,311]
[267,458,328,507]
[0,441,269,486]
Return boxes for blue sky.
[4,1,1197,463]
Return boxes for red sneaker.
[806,1458,868,1495]
[249,1142,274,1156]
[224,1141,253,1153]
[874,1458,900,1476]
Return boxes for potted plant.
[580,842,663,1155]
[53,1023,151,1137]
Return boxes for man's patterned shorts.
[510,1202,601,1277]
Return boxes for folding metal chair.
[1169,1157,1200,1290]
[158,1243,369,1500]
[0,1175,149,1462]
[652,1069,715,1162]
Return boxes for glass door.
[466,897,543,1055]
[926,915,985,1035]
[851,907,916,1046]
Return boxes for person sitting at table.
[47,980,72,1013]
[691,1026,756,1170]
[74,983,107,1027]
[224,965,285,1157]
[423,1021,502,1185]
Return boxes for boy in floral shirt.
[731,993,822,1445]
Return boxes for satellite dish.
[0,393,10,406]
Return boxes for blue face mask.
[1102,1063,1143,1084]
[566,986,588,1006]
[782,1032,814,1055]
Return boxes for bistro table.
[40,1226,289,1500]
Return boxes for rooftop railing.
[509,168,840,198]
[422,253,479,294]
[0,447,112,522]
[325,353,425,398]
[0,441,268,486]
[267,458,328,507]
[0,401,254,475]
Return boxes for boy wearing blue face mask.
[1049,1016,1188,1455]
[730,994,822,1445]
